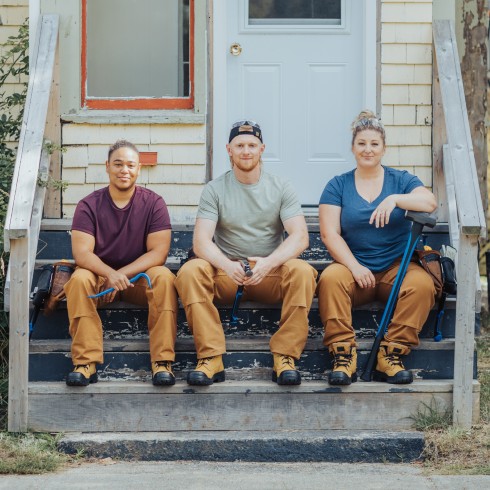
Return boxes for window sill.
[61,110,206,125]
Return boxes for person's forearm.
[118,249,168,278]
[391,193,437,213]
[265,230,309,269]
[194,239,235,271]
[74,251,115,278]
[323,232,361,272]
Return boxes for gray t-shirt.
[197,170,302,259]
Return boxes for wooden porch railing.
[4,15,59,432]
[433,20,486,428]
[2,16,485,432]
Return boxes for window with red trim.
[81,0,194,110]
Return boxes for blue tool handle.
[88,272,152,298]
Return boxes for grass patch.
[0,433,69,474]
[415,309,490,475]
[409,398,452,431]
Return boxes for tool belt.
[43,261,76,316]
[412,249,457,300]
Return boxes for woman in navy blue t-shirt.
[317,110,437,385]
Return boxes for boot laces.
[386,353,404,367]
[74,364,89,372]
[196,357,213,369]
[155,361,171,370]
[279,355,294,369]
[333,353,353,368]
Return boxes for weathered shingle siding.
[61,123,206,224]
[381,0,433,186]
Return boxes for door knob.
[230,43,242,56]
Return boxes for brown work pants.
[64,266,178,365]
[317,260,435,348]
[175,258,318,359]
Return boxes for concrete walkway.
[0,461,488,489]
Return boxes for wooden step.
[27,379,480,433]
[30,297,458,340]
[28,338,471,382]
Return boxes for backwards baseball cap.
[228,120,263,143]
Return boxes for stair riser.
[36,229,451,264]
[27,390,462,432]
[29,349,475,382]
[31,307,457,340]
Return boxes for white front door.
[213,0,376,206]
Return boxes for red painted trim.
[139,152,158,165]
[81,0,87,107]
[81,0,195,110]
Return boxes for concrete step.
[27,379,480,433]
[57,430,425,463]
[28,338,468,382]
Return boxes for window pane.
[86,0,190,98]
[249,0,341,25]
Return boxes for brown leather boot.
[374,342,413,384]
[328,342,357,385]
[152,361,175,386]
[66,363,97,387]
[187,355,225,386]
[272,353,301,385]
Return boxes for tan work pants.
[175,258,318,359]
[317,260,435,348]
[64,266,178,365]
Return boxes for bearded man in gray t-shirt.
[176,121,317,386]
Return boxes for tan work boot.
[66,363,97,387]
[272,353,301,385]
[328,342,357,385]
[374,342,413,384]
[152,361,175,386]
[187,355,225,386]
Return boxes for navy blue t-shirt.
[319,166,423,272]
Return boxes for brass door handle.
[230,43,242,56]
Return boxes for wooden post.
[432,48,448,222]
[433,20,486,428]
[43,40,61,218]
[453,233,479,427]
[8,237,30,432]
[4,15,59,432]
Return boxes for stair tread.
[28,379,481,394]
[29,337,457,352]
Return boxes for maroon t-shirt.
[72,186,171,270]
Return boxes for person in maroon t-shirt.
[64,140,178,387]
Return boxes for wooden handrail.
[433,20,486,429]
[4,15,59,245]
[5,15,59,432]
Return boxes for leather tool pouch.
[43,261,76,316]
[413,250,457,299]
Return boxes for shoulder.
[76,187,107,209]
[261,171,293,191]
[327,169,354,189]
[384,166,422,188]
[135,186,160,200]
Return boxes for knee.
[404,269,435,299]
[65,268,97,294]
[175,259,214,295]
[146,266,175,286]
[284,259,317,281]
[317,263,353,292]
[177,259,212,279]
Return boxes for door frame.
[211,0,377,180]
